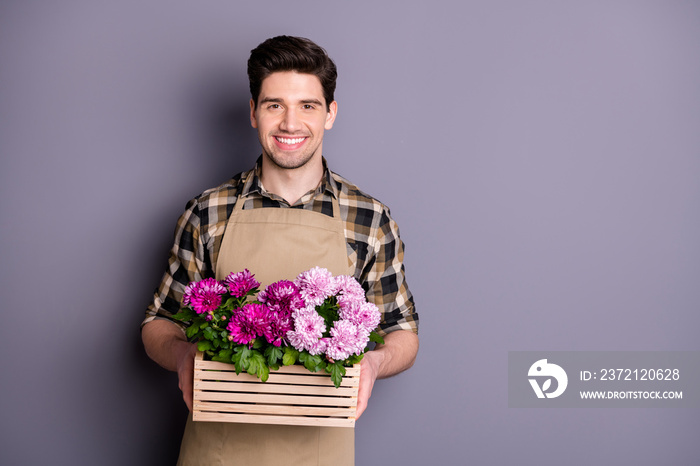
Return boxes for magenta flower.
[258,280,305,314]
[182,278,227,314]
[224,269,260,298]
[266,310,293,347]
[294,267,336,306]
[226,303,272,345]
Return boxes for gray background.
[1,1,698,465]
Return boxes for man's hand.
[175,340,198,411]
[142,320,198,411]
[355,330,419,420]
[356,350,384,419]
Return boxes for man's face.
[250,71,337,171]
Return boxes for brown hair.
[248,36,337,110]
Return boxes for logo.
[528,359,568,399]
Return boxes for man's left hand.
[354,330,419,420]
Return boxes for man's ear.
[324,101,338,130]
[250,98,258,128]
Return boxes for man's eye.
[303,104,314,109]
[268,104,280,109]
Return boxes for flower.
[294,267,336,306]
[182,278,227,314]
[334,275,365,303]
[224,269,260,298]
[287,307,326,351]
[226,303,272,345]
[339,301,381,332]
[325,320,369,361]
[266,311,293,347]
[258,280,305,314]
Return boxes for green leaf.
[222,297,238,309]
[211,348,233,363]
[251,338,264,350]
[230,350,242,374]
[299,352,324,372]
[245,287,260,298]
[282,347,299,366]
[197,340,213,352]
[246,351,268,380]
[185,325,200,340]
[236,346,252,371]
[202,326,216,341]
[264,346,284,366]
[346,353,364,365]
[172,308,195,322]
[369,331,385,345]
[325,361,346,388]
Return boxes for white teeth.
[276,137,305,145]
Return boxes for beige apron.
[177,178,355,466]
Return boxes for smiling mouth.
[275,136,307,145]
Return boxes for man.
[142,35,419,465]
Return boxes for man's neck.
[259,156,324,205]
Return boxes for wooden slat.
[194,370,360,387]
[194,380,358,397]
[194,390,358,407]
[193,411,356,428]
[194,401,355,417]
[196,360,360,378]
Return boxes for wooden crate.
[193,351,360,427]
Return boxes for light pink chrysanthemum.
[294,267,336,307]
[334,275,365,299]
[307,338,329,356]
[325,320,370,361]
[224,269,260,298]
[340,301,381,332]
[182,278,227,314]
[226,303,271,345]
[287,307,326,351]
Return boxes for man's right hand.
[175,341,198,411]
[142,319,198,412]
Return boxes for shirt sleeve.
[142,197,209,330]
[364,207,419,336]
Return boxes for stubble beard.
[260,135,321,171]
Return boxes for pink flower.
[307,337,329,356]
[224,269,260,298]
[325,320,370,361]
[226,303,272,345]
[182,278,227,314]
[334,275,365,301]
[339,301,381,332]
[294,267,336,307]
[287,307,326,352]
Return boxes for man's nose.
[280,108,299,132]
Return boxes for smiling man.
[141,36,419,466]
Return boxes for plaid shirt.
[144,158,418,336]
